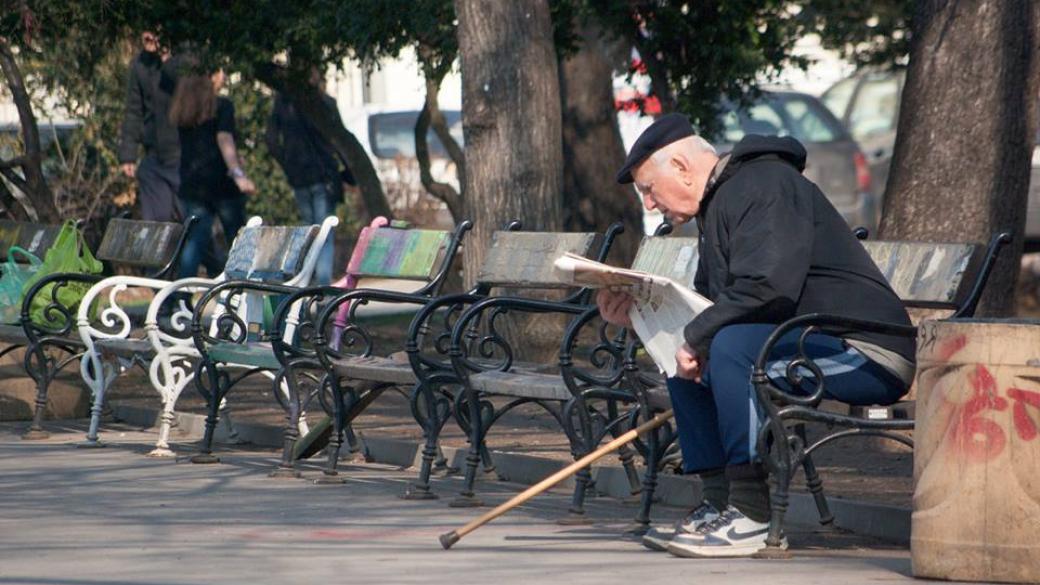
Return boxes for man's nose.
[642,193,656,211]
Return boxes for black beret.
[615,113,696,184]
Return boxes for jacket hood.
[729,134,806,171]
[700,134,807,212]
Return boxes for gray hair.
[649,135,716,166]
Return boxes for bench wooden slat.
[631,237,700,288]
[335,356,418,385]
[478,231,602,288]
[0,221,61,262]
[95,219,185,267]
[862,241,976,306]
[0,323,26,343]
[225,225,319,282]
[471,370,570,401]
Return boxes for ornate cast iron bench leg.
[796,424,833,525]
[403,374,455,500]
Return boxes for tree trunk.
[255,64,393,221]
[455,0,564,286]
[559,23,643,266]
[880,0,1040,316]
[0,37,59,222]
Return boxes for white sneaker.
[665,505,787,558]
[640,501,720,551]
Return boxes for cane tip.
[439,530,460,550]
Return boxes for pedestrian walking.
[117,31,182,222]
[265,72,349,284]
[168,69,255,278]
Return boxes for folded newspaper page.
[553,253,713,377]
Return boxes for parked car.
[820,70,904,198]
[821,69,1040,248]
[339,106,461,228]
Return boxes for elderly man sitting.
[597,114,914,558]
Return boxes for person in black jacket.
[168,69,255,279]
[599,114,914,558]
[265,74,349,284]
[117,31,182,222]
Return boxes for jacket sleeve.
[117,62,144,163]
[683,185,813,358]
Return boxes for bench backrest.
[95,218,187,268]
[224,224,320,283]
[477,231,603,288]
[862,240,979,309]
[631,236,700,288]
[348,225,453,282]
[0,221,61,263]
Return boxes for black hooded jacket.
[683,135,915,363]
[118,51,180,165]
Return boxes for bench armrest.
[448,295,590,374]
[400,292,486,376]
[751,312,917,408]
[188,279,302,362]
[558,306,630,392]
[20,272,104,341]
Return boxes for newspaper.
[553,253,712,377]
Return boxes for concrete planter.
[912,319,1040,584]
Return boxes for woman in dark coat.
[168,69,255,278]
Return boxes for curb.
[110,402,910,544]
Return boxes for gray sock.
[728,477,771,523]
[698,469,729,511]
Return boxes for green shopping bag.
[21,220,104,329]
[0,246,43,324]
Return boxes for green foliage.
[587,0,809,139]
[797,0,911,69]
[2,5,136,230]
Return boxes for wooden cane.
[439,408,674,549]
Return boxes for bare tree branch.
[0,35,57,221]
[0,155,28,170]
[417,44,465,184]
[0,176,29,221]
[415,98,463,221]
[0,166,29,194]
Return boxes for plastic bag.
[0,246,42,324]
[21,220,104,329]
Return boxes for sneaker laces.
[693,507,739,535]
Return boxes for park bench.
[747,231,1013,554]
[445,229,694,516]
[188,219,472,472]
[304,225,622,496]
[11,217,195,441]
[72,216,337,455]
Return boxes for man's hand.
[675,343,706,383]
[120,162,136,178]
[595,288,633,329]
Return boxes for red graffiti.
[952,365,1009,463]
[1007,387,1040,442]
[938,334,968,361]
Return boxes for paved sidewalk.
[0,422,956,585]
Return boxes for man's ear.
[670,153,693,185]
